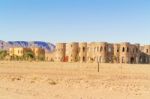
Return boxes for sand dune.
[0,61,150,99]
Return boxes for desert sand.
[0,61,150,99]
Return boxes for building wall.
[8,42,150,64]
[107,43,114,63]
[129,44,140,64]
[118,42,140,64]
[31,47,45,60]
[87,43,93,62]
[140,45,150,63]
[86,42,112,63]
[9,47,31,57]
[66,42,79,62]
[113,44,120,63]
[119,42,130,63]
[9,47,45,60]
[79,42,87,62]
[54,43,66,62]
[91,42,108,63]
[45,52,55,61]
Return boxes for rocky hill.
[0,40,55,53]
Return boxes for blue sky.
[0,0,150,44]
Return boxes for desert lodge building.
[45,42,150,64]
[9,47,45,60]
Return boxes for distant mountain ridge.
[0,40,55,53]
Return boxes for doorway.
[130,57,135,64]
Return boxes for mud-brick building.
[45,52,55,61]
[114,42,140,64]
[78,42,87,62]
[86,42,113,63]
[31,47,45,60]
[139,45,150,64]
[54,43,66,62]
[65,42,79,62]
[9,47,45,59]
[52,42,150,64]
[9,47,32,57]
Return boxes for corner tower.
[66,42,79,62]
[79,42,87,62]
[55,43,66,62]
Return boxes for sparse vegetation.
[47,79,57,85]
[23,51,35,61]
[0,50,8,60]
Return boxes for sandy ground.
[0,61,150,99]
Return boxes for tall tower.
[119,42,130,63]
[66,42,79,62]
[79,42,87,62]
[55,43,66,62]
[142,45,150,63]
[113,44,120,63]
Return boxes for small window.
[117,49,119,52]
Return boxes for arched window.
[122,47,125,52]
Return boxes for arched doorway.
[130,57,135,64]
